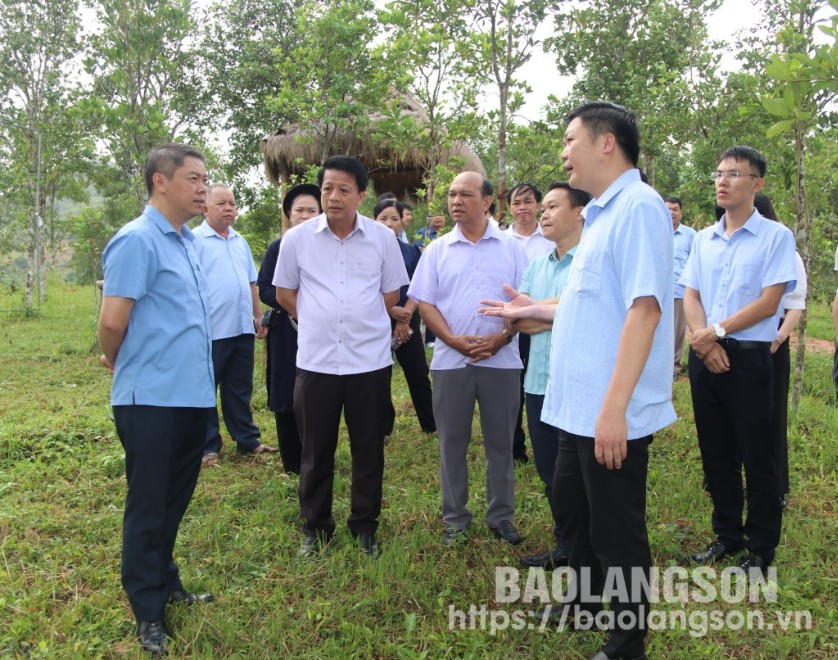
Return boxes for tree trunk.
[791,121,808,411]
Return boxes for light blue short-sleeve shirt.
[102,206,215,407]
[673,223,696,299]
[408,221,529,370]
[519,246,576,395]
[193,221,259,340]
[541,170,677,439]
[679,211,797,342]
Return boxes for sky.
[511,0,762,122]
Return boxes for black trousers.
[113,405,210,622]
[274,411,301,474]
[294,367,390,536]
[206,334,260,453]
[688,347,781,562]
[771,334,791,495]
[554,430,652,657]
[386,313,436,434]
[512,333,530,461]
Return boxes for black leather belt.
[718,338,771,350]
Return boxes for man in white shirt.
[274,156,408,558]
[408,172,529,547]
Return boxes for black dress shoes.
[137,619,168,656]
[169,589,214,605]
[298,532,332,557]
[736,553,770,577]
[357,533,381,558]
[590,648,647,660]
[690,540,741,564]
[489,520,523,545]
[520,546,568,570]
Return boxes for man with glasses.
[681,146,797,576]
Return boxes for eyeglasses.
[710,170,760,181]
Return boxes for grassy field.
[0,277,836,658]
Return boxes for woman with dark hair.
[755,193,806,508]
[373,199,436,436]
[257,184,321,474]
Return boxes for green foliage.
[0,279,837,656]
[230,185,282,261]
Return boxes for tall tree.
[85,0,200,209]
[380,0,482,205]
[0,0,82,308]
[762,0,838,408]
[467,0,559,218]
[546,0,721,185]
[268,0,386,166]
[197,0,306,207]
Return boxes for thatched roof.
[261,95,485,200]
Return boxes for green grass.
[0,277,836,658]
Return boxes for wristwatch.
[502,327,514,344]
[713,322,726,339]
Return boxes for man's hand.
[393,321,412,345]
[467,332,506,363]
[594,408,628,469]
[100,354,115,375]
[688,326,718,357]
[479,284,536,320]
[255,320,267,340]
[389,305,413,324]
[448,334,487,358]
[701,343,730,373]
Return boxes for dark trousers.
[688,347,781,562]
[525,393,565,549]
[771,334,791,495]
[554,430,651,657]
[274,411,301,474]
[387,314,436,434]
[512,333,530,461]
[206,334,260,454]
[294,367,390,536]
[833,343,838,402]
[113,405,209,622]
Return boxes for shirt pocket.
[567,248,604,297]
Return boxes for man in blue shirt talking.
[99,144,216,655]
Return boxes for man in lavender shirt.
[274,156,408,558]
[408,172,529,547]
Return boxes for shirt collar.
[143,205,196,241]
[549,243,577,263]
[314,212,367,236]
[714,209,764,239]
[452,218,503,244]
[510,222,544,238]
[197,219,239,240]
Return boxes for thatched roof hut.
[260,95,485,201]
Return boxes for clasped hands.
[687,327,730,373]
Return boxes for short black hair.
[507,183,542,204]
[481,176,494,199]
[378,192,397,202]
[397,201,413,213]
[547,181,592,209]
[565,101,640,167]
[373,199,401,220]
[664,196,682,208]
[317,155,369,192]
[754,193,778,221]
[718,146,766,177]
[144,143,205,196]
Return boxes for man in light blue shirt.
[482,103,674,660]
[408,171,529,547]
[515,182,589,571]
[667,196,696,378]
[194,184,274,464]
[681,146,797,576]
[99,144,216,655]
